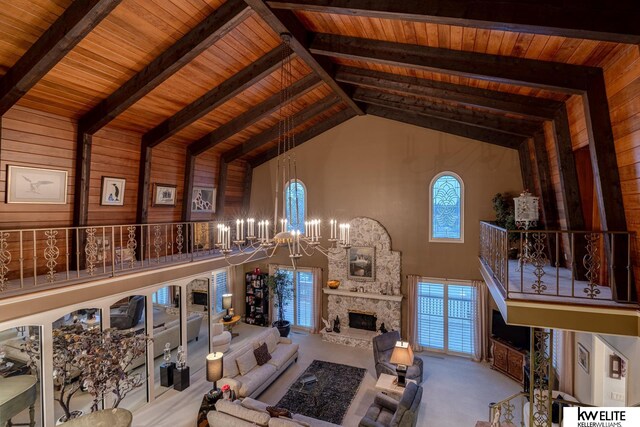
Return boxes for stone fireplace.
[322,217,402,348]
[349,310,377,331]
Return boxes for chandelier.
[216,33,351,266]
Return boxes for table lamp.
[390,341,414,387]
[206,352,224,391]
[222,294,233,322]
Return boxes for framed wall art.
[347,246,375,281]
[192,186,215,213]
[153,183,177,207]
[578,343,590,374]
[6,165,68,204]
[100,176,126,206]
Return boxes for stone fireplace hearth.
[322,217,402,349]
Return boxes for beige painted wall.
[246,115,523,333]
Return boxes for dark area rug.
[276,360,366,425]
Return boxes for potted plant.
[492,193,519,258]
[267,269,294,337]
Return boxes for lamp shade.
[206,352,223,383]
[222,293,233,310]
[390,341,414,366]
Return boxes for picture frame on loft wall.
[192,186,215,213]
[347,246,375,281]
[152,183,177,207]
[100,176,126,206]
[6,165,68,204]
[577,343,590,374]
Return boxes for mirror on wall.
[186,279,208,375]
[51,309,102,423]
[0,326,43,427]
[108,295,148,412]
[152,285,181,397]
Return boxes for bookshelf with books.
[245,271,269,326]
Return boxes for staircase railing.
[479,221,637,305]
[488,393,595,427]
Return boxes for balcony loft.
[479,221,640,336]
[0,221,261,323]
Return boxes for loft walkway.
[0,221,254,301]
[479,221,640,336]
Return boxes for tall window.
[430,172,464,242]
[417,280,477,356]
[279,267,314,329]
[212,268,229,314]
[284,180,306,234]
[152,287,171,305]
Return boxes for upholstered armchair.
[372,331,423,383]
[110,296,145,330]
[359,382,423,427]
[211,322,232,353]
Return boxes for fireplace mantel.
[323,288,403,302]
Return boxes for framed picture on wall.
[191,186,215,213]
[152,183,177,206]
[100,176,126,206]
[578,343,590,374]
[347,246,375,281]
[6,165,68,204]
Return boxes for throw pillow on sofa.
[266,406,291,418]
[236,349,258,376]
[265,332,278,353]
[254,343,272,366]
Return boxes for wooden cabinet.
[490,338,526,384]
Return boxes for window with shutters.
[417,280,476,357]
[429,172,464,242]
[284,180,306,234]
[152,287,171,305]
[212,268,229,314]
[280,267,314,329]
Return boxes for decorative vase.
[273,320,291,338]
[327,280,340,289]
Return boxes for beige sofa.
[208,397,340,427]
[219,327,298,398]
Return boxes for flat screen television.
[491,310,530,350]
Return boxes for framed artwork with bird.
[100,176,126,206]
[6,165,68,204]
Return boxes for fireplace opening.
[348,310,377,331]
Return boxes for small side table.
[374,373,417,398]
[220,315,241,338]
[197,391,222,427]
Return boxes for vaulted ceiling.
[0,0,638,226]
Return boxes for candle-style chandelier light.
[216,33,351,266]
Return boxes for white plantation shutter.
[213,268,228,314]
[417,282,445,350]
[417,280,477,357]
[153,287,170,305]
[552,329,561,370]
[447,285,476,355]
[279,267,314,329]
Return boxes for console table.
[0,375,37,427]
[490,337,526,384]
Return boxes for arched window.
[284,180,306,234]
[430,172,464,242]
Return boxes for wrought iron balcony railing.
[0,221,243,299]
[488,392,595,427]
[479,221,637,306]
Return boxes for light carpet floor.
[133,323,520,426]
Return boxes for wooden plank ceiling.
[0,0,637,219]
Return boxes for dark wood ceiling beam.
[352,87,540,137]
[215,159,229,216]
[310,33,596,94]
[80,0,251,134]
[222,94,341,162]
[365,104,523,150]
[244,0,364,115]
[336,66,561,120]
[251,108,356,167]
[518,141,536,202]
[531,132,558,231]
[182,151,197,222]
[142,45,290,148]
[188,73,322,156]
[268,0,640,44]
[0,0,122,116]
